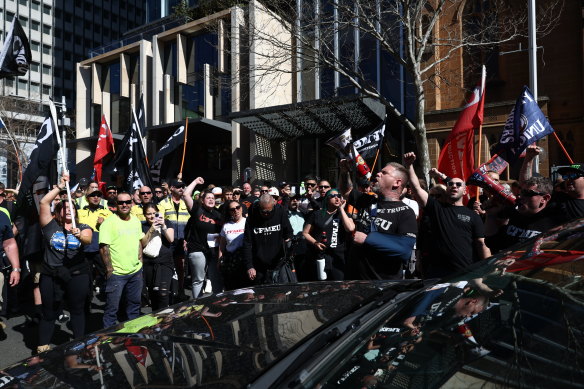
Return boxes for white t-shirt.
[220,218,246,253]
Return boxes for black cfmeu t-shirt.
[421,196,485,275]
[142,220,174,265]
[185,203,222,253]
[305,209,349,256]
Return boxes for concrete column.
[120,53,130,98]
[152,35,164,126]
[177,34,187,85]
[204,63,213,119]
[91,63,102,105]
[164,74,173,124]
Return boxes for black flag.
[353,120,386,160]
[151,125,185,166]
[0,19,32,78]
[113,111,152,191]
[16,116,59,204]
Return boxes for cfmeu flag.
[93,115,114,184]
[150,125,185,184]
[467,155,516,205]
[354,119,386,160]
[113,113,152,191]
[16,116,59,204]
[438,66,486,181]
[0,19,32,78]
[496,86,554,163]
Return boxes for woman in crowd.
[141,204,175,310]
[37,175,92,354]
[183,184,224,298]
[218,200,247,290]
[302,188,355,281]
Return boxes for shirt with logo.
[42,219,91,268]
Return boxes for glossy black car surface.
[1,218,584,388]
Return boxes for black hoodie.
[242,203,293,270]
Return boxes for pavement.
[0,286,195,369]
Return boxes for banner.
[325,128,352,159]
[113,112,152,191]
[16,117,59,204]
[353,120,385,160]
[496,86,554,163]
[0,19,32,78]
[93,115,115,185]
[151,125,185,166]
[438,66,486,181]
[467,155,516,205]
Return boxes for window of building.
[42,44,51,54]
[19,17,28,28]
[31,0,40,10]
[53,68,61,77]
[5,79,13,87]
[18,78,27,92]
[6,12,14,22]
[42,84,51,95]
[30,82,40,95]
[42,24,51,34]
[64,12,72,23]
[42,64,50,75]
[18,0,27,5]
[42,4,51,14]
[32,20,40,31]
[30,62,39,72]
[31,40,40,51]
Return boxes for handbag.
[143,231,162,258]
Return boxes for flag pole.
[179,117,189,175]
[475,66,487,201]
[104,114,115,153]
[131,104,149,166]
[369,147,381,176]
[49,100,76,229]
[552,132,574,164]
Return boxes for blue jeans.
[103,269,143,329]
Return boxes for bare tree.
[0,95,45,186]
[175,0,562,174]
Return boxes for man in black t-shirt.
[555,164,584,221]
[340,160,417,280]
[404,152,490,279]
[487,176,564,253]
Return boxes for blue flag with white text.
[496,86,554,163]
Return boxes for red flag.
[437,66,486,183]
[93,115,114,186]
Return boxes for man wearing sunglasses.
[340,157,417,280]
[130,186,161,223]
[555,164,584,221]
[404,152,490,279]
[78,185,113,299]
[99,192,144,328]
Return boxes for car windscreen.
[312,219,584,388]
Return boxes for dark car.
[2,218,584,388]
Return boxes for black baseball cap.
[170,179,185,188]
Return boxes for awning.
[230,96,385,140]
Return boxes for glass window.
[18,0,27,5]
[18,78,27,92]
[42,24,51,34]
[31,40,40,51]
[42,84,51,95]
[43,4,51,14]
[42,44,50,54]
[31,0,40,10]
[30,62,39,72]
[20,17,28,28]
[42,64,50,75]
[5,78,13,87]
[30,82,40,94]
[6,12,14,22]
[31,20,40,31]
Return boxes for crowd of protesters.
[0,143,583,355]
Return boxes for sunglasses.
[175,186,185,189]
[520,189,546,197]
[88,192,102,198]
[261,190,269,193]
[328,193,342,199]
[140,191,152,195]
[117,200,132,205]
[229,205,242,211]
[107,191,117,194]
[447,181,464,187]
[154,190,163,194]
[562,173,584,180]
[319,185,331,189]
[306,182,317,187]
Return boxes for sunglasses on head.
[562,173,584,180]
[520,189,546,197]
[140,191,152,195]
[117,200,132,205]
[447,181,464,187]
[229,205,242,211]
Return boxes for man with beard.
[340,159,417,280]
[243,194,293,284]
[404,152,490,279]
[130,186,159,223]
[99,192,144,327]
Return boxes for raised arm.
[519,144,540,185]
[338,159,354,198]
[338,200,355,233]
[183,176,205,211]
[39,175,68,227]
[403,152,429,207]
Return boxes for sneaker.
[58,313,70,324]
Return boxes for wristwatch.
[11,268,21,272]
